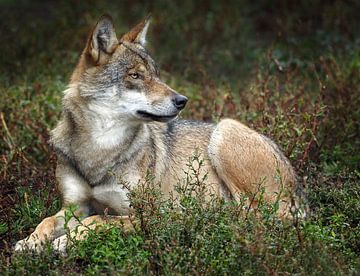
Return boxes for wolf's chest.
[72,151,119,185]
[89,163,146,214]
[70,124,150,185]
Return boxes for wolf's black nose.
[173,95,188,110]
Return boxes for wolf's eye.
[129,73,139,79]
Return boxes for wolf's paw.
[14,236,44,253]
[52,234,69,256]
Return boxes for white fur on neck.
[81,86,131,149]
[75,85,151,149]
[91,120,132,149]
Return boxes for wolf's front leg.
[52,215,133,254]
[14,205,89,252]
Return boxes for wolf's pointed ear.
[120,15,151,46]
[87,14,118,64]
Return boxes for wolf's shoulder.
[166,119,214,134]
[170,119,215,128]
[147,119,215,142]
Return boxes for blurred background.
[0,0,359,273]
[1,0,359,84]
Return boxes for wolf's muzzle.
[172,94,188,110]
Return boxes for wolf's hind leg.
[208,119,297,217]
[52,215,133,254]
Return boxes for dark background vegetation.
[0,0,359,274]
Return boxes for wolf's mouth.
[136,110,178,122]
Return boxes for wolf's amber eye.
[129,73,139,79]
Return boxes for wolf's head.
[70,14,187,123]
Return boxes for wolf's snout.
[172,95,188,110]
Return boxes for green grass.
[1,0,360,274]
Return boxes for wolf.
[15,15,301,253]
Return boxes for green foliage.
[1,0,360,274]
[7,168,357,274]
[70,227,150,274]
